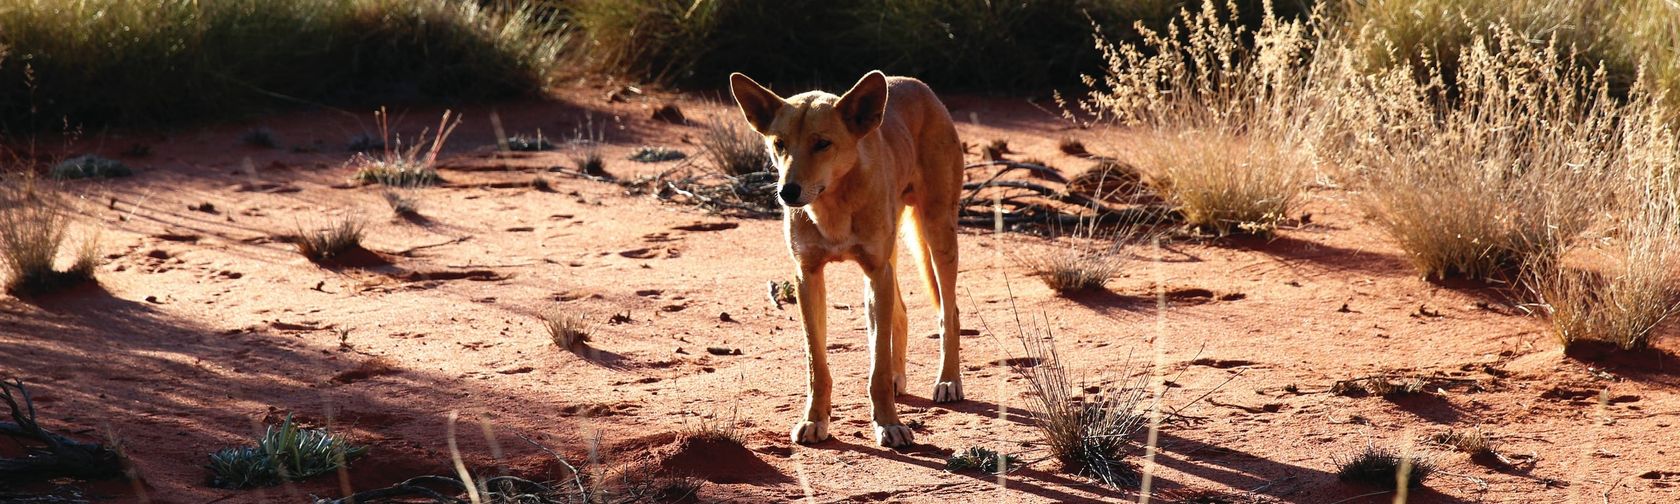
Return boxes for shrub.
[0,0,570,130]
[296,216,367,263]
[0,181,98,295]
[1334,444,1432,489]
[348,108,457,187]
[207,415,367,489]
[698,118,771,177]
[1072,1,1322,236]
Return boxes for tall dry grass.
[1342,0,1680,108]
[566,0,1281,91]
[1531,83,1680,350]
[1072,0,1324,236]
[1338,26,1624,280]
[0,179,98,295]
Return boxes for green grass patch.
[207,415,367,489]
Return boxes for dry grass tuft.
[296,216,366,263]
[0,180,98,295]
[348,108,458,188]
[1335,443,1433,488]
[543,310,591,351]
[1073,1,1322,236]
[698,117,771,177]
[682,398,743,446]
[1008,317,1150,488]
[1020,216,1157,294]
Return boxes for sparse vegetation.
[946,446,1021,475]
[627,146,685,163]
[295,216,367,263]
[207,414,367,489]
[1331,375,1426,398]
[1020,218,1155,294]
[698,118,771,177]
[1010,320,1150,488]
[348,108,458,187]
[544,310,591,350]
[1428,427,1492,454]
[0,181,98,295]
[49,155,132,180]
[0,0,570,130]
[1334,444,1432,489]
[505,133,554,152]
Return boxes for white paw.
[932,380,964,403]
[873,422,914,447]
[791,420,830,444]
[893,374,907,395]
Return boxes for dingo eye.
[773,139,787,152]
[812,139,832,152]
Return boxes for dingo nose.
[778,183,804,206]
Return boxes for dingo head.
[729,71,889,207]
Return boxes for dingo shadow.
[898,395,1034,425]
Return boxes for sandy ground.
[2,81,1679,503]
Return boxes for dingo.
[729,71,964,447]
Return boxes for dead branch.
[0,379,123,483]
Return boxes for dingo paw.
[790,420,830,444]
[893,373,907,395]
[872,422,914,447]
[932,380,964,403]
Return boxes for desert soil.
[3,82,1678,504]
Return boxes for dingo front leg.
[792,267,832,444]
[864,265,912,447]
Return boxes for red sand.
[1,82,1677,503]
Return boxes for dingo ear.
[836,71,888,137]
[730,73,784,134]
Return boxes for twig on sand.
[0,379,123,484]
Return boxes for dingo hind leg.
[906,204,962,403]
